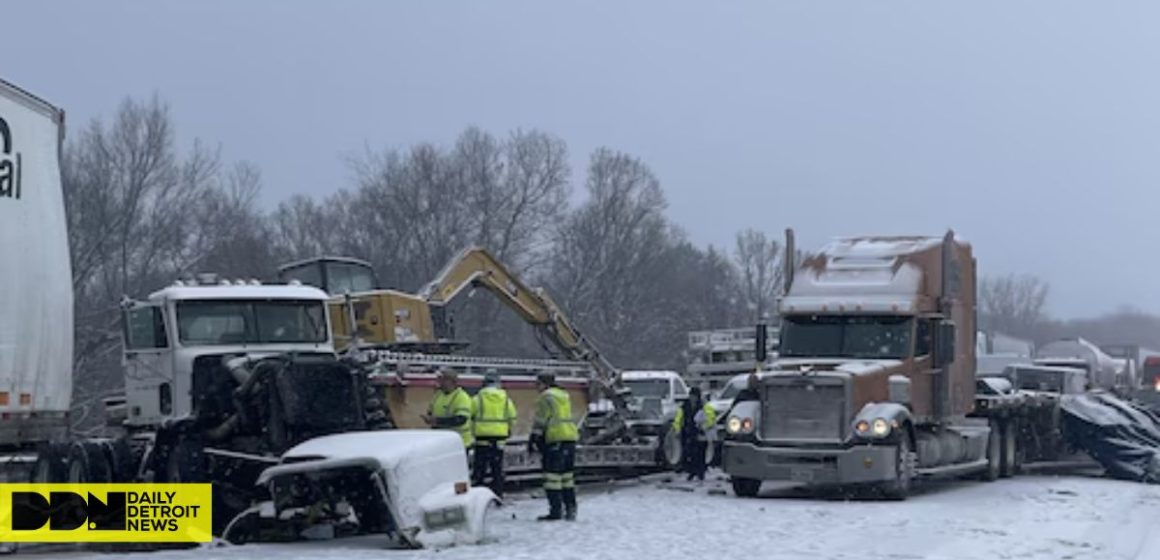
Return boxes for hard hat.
[484,372,502,385]
[436,368,458,381]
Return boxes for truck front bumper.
[722,440,897,485]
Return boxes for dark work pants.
[682,432,707,480]
[543,442,577,516]
[472,439,506,498]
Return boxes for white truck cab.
[620,370,689,420]
[120,278,334,427]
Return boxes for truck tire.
[731,477,761,498]
[66,442,113,483]
[30,442,69,483]
[999,420,1019,479]
[980,421,1001,482]
[880,431,915,500]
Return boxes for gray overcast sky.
[7,1,1160,318]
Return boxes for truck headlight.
[726,416,755,434]
[424,505,467,529]
[854,418,891,438]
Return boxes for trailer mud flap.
[1059,392,1160,483]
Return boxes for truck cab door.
[121,303,174,426]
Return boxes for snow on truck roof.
[820,233,968,257]
[820,236,944,257]
[148,284,330,302]
[781,233,970,315]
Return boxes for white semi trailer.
[0,78,72,476]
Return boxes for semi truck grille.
[761,380,847,441]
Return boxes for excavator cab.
[277,256,451,353]
[278,256,378,295]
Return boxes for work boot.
[538,490,563,521]
[563,488,577,521]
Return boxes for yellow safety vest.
[430,387,474,447]
[473,386,518,441]
[672,402,717,432]
[534,387,579,444]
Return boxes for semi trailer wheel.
[66,442,113,483]
[30,442,68,483]
[731,477,761,497]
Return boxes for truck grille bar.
[761,379,847,441]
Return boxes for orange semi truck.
[722,230,1007,499]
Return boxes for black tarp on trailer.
[1059,392,1160,483]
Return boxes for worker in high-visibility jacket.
[472,372,517,498]
[529,372,579,521]
[672,386,717,481]
[422,369,474,450]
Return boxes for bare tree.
[734,229,783,323]
[64,96,272,431]
[979,274,1050,340]
[451,128,570,352]
[544,148,677,365]
[322,128,573,354]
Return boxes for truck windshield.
[623,379,670,399]
[717,376,747,400]
[176,300,327,345]
[779,315,913,360]
[1011,367,1061,392]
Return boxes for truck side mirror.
[755,323,768,364]
[936,321,957,369]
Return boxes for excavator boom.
[419,247,620,385]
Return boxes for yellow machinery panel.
[329,290,436,351]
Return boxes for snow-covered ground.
[46,472,1160,560]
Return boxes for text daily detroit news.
[0,484,212,542]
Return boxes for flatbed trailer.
[362,350,669,478]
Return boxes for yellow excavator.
[277,247,630,443]
[278,248,616,377]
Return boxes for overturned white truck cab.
[226,430,497,548]
[722,231,1010,499]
